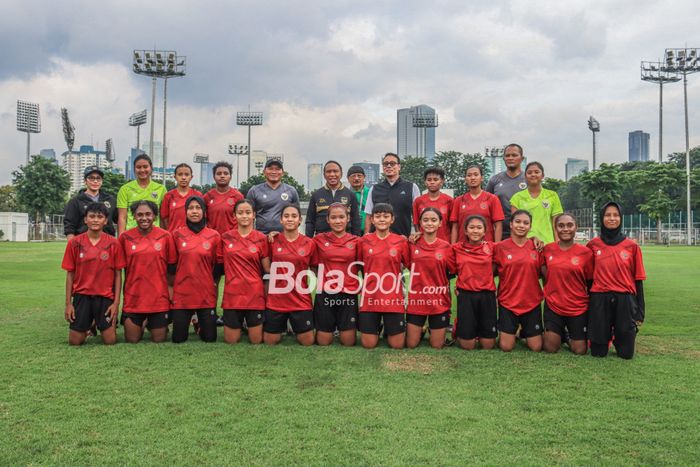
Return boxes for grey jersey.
[485,171,527,234]
[246,182,299,234]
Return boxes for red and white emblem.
[154,242,162,251]
[620,250,630,260]
[203,241,211,250]
[530,252,537,260]
[249,246,258,253]
[435,252,443,260]
[389,248,397,257]
[479,202,488,210]
[298,248,306,256]
[227,198,234,205]
[100,252,109,261]
[571,256,580,265]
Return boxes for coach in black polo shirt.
[363,153,420,237]
[305,160,361,237]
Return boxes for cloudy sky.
[1,0,699,185]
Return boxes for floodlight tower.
[17,100,41,164]
[128,109,148,151]
[588,116,600,170]
[193,153,210,186]
[228,144,248,187]
[663,47,700,245]
[61,108,75,157]
[236,111,263,178]
[412,107,439,161]
[640,61,681,162]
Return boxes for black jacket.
[369,177,415,237]
[305,184,361,237]
[63,190,118,236]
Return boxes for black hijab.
[185,196,207,234]
[599,201,625,246]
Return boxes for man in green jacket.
[347,165,369,235]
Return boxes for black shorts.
[70,294,114,332]
[358,312,406,336]
[498,304,543,337]
[223,309,264,329]
[264,310,313,334]
[406,311,451,330]
[455,289,498,340]
[123,311,169,330]
[313,292,358,332]
[588,292,638,344]
[543,302,587,340]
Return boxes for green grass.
[1,243,699,466]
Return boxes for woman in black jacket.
[63,166,118,239]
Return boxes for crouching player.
[62,202,125,345]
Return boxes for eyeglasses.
[382,161,398,167]
[86,176,102,181]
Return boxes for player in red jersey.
[450,165,504,244]
[312,203,361,346]
[160,163,202,232]
[452,215,498,350]
[119,200,177,343]
[219,199,271,344]
[493,210,544,352]
[587,202,646,359]
[170,196,222,343]
[61,202,125,345]
[203,161,245,235]
[540,213,594,355]
[265,204,316,346]
[406,207,455,349]
[358,203,410,349]
[412,168,453,242]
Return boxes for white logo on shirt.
[228,243,234,248]
[281,193,289,201]
[132,245,136,250]
[277,247,282,252]
[507,254,512,260]
[597,250,601,255]
[182,242,187,247]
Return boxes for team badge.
[210,199,214,204]
[325,242,330,247]
[298,248,306,256]
[154,242,162,251]
[79,253,84,259]
[104,201,111,209]
[542,200,550,209]
[132,245,136,250]
[100,252,109,261]
[620,251,630,260]
[151,192,158,199]
[436,252,443,260]
[530,252,537,260]
[182,242,187,247]
[571,257,580,265]
[518,182,527,189]
[277,247,283,252]
[340,196,348,204]
[172,202,177,207]
[281,193,289,201]
[319,198,326,203]
[482,244,491,255]
[596,250,601,256]
[262,194,268,199]
[480,202,488,210]
[507,254,512,260]
[414,249,420,254]
[229,243,234,249]
[249,246,258,253]
[368,248,373,254]
[461,204,466,209]
[227,198,234,205]
[389,248,397,257]
[400,190,406,195]
[347,243,355,249]
[548,255,553,261]
[203,241,211,250]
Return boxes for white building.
[397,105,437,161]
[0,212,29,242]
[307,163,323,190]
[62,145,113,193]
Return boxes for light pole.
[133,50,186,182]
[663,47,700,245]
[640,61,681,162]
[193,153,210,186]
[16,100,41,164]
[588,116,600,170]
[128,109,147,153]
[236,111,263,179]
[228,144,248,187]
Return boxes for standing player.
[452,215,498,350]
[203,161,244,235]
[312,203,361,346]
[61,202,125,345]
[587,202,646,359]
[509,162,563,244]
[412,168,453,242]
[358,203,410,349]
[265,204,316,346]
[117,154,167,235]
[119,200,176,343]
[493,210,544,352]
[451,165,504,244]
[540,213,593,355]
[406,207,455,349]
[171,196,221,343]
[160,163,202,232]
[219,199,270,344]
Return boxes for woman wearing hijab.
[171,196,222,343]
[586,202,646,359]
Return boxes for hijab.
[599,201,626,246]
[185,196,207,234]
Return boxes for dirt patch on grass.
[382,354,451,375]
[635,335,700,358]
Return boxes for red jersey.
[203,188,244,234]
[541,243,594,316]
[119,226,177,313]
[171,227,221,309]
[412,192,453,242]
[219,229,270,310]
[452,241,496,292]
[358,232,409,313]
[160,188,202,232]
[61,232,125,300]
[450,191,504,243]
[493,238,543,315]
[312,232,361,294]
[587,237,646,294]
[407,237,455,314]
[267,234,317,312]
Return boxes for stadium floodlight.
[228,143,248,187]
[236,111,263,178]
[193,153,210,186]
[17,100,41,164]
[640,61,681,162]
[105,138,115,163]
[128,109,148,151]
[588,116,600,170]
[61,107,75,157]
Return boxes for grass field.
[1,242,699,465]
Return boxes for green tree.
[100,171,127,197]
[667,146,700,170]
[433,151,489,197]
[0,185,19,212]
[239,174,309,201]
[399,155,428,191]
[542,177,566,195]
[577,163,622,208]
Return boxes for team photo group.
[61,143,646,359]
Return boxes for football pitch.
[1,243,699,465]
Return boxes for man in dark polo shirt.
[305,160,361,237]
[485,143,527,238]
[246,159,299,234]
[363,153,420,237]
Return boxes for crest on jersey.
[347,243,355,249]
[319,198,326,203]
[131,244,136,250]
[154,242,162,251]
[203,241,211,250]
[414,249,420,254]
[325,242,330,247]
[436,252,443,260]
[277,247,283,252]
[389,248,398,257]
[461,204,466,209]
[103,201,111,209]
[368,248,373,254]
[571,256,579,265]
[229,243,234,249]
[507,254,512,260]
[620,250,630,260]
[100,252,109,261]
[227,198,234,205]
[548,255,553,261]
[249,246,258,253]
[542,200,550,209]
[480,202,488,210]
[151,192,158,199]
[182,242,187,247]
[518,182,527,189]
[210,199,214,204]
[530,252,537,260]
[340,197,348,204]
[172,201,177,207]
[281,193,289,201]
[298,248,306,256]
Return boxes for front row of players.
[62,199,645,358]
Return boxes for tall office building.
[397,105,437,161]
[307,163,323,190]
[141,141,164,167]
[354,161,381,186]
[39,148,56,162]
[200,162,216,186]
[565,158,589,181]
[62,145,113,192]
[628,131,650,162]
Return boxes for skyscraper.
[307,163,323,190]
[354,162,381,186]
[565,158,589,181]
[39,148,56,162]
[397,105,437,161]
[628,131,650,162]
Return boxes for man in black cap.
[246,159,300,234]
[63,166,118,240]
[347,165,369,234]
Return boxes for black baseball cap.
[264,159,283,169]
[347,165,365,177]
[83,166,104,179]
